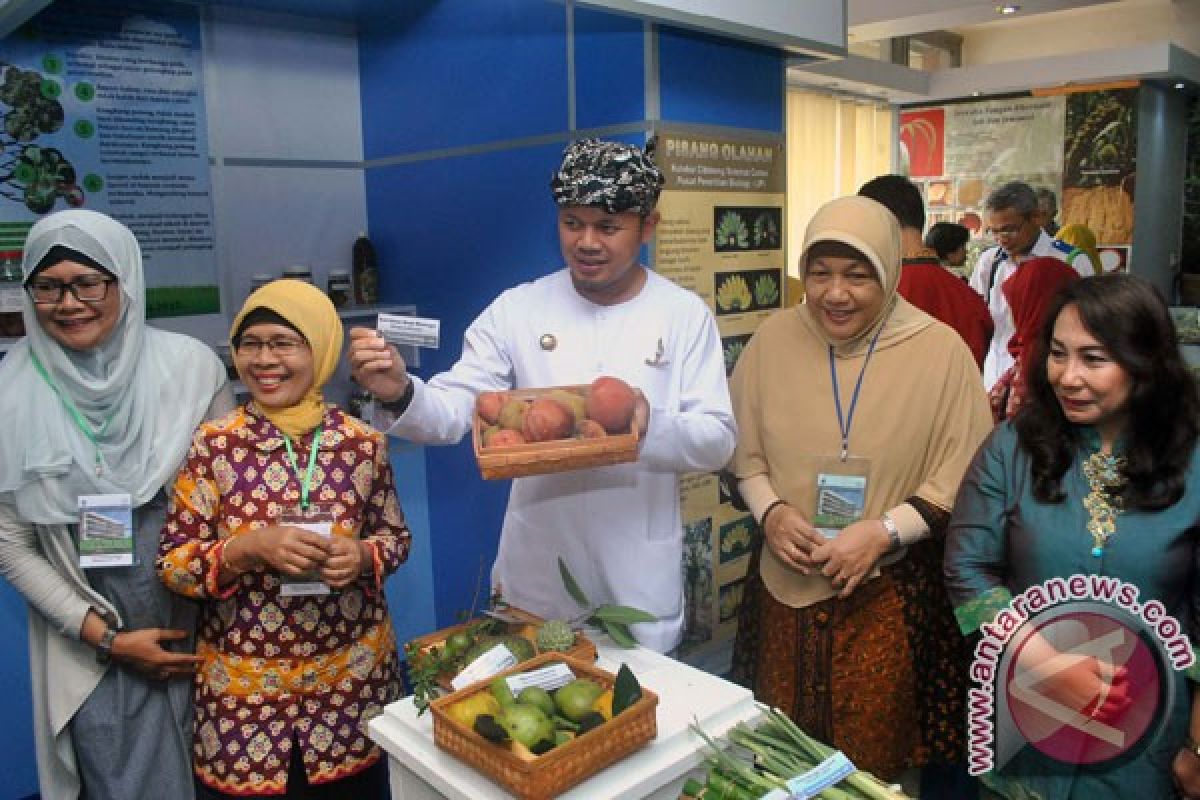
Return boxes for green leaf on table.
[612,663,643,716]
[601,619,638,648]
[590,604,658,625]
[558,557,591,608]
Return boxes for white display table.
[369,636,763,799]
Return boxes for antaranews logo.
[967,574,1193,775]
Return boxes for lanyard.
[281,424,323,510]
[30,353,111,476]
[828,323,885,462]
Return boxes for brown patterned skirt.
[731,538,970,782]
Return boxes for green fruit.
[443,630,474,660]
[536,619,576,652]
[554,679,605,722]
[462,634,536,668]
[517,687,556,718]
[490,676,516,707]
[498,704,555,748]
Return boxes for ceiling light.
[1176,82,1187,90]
[997,4,1020,13]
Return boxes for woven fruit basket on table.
[472,385,638,480]
[430,652,659,800]
[409,606,598,691]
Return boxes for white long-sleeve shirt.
[970,230,1095,389]
[380,268,736,652]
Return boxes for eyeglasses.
[987,221,1030,238]
[26,275,116,304]
[234,336,307,357]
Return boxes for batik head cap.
[550,138,664,215]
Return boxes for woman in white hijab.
[0,210,230,800]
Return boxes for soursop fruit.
[536,619,577,652]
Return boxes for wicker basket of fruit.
[472,378,640,480]
[431,652,658,800]
[407,607,597,695]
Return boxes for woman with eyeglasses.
[158,279,409,799]
[0,210,231,800]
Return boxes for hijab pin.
[539,333,557,351]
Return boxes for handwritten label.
[450,643,516,691]
[505,663,575,694]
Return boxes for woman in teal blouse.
[946,274,1200,799]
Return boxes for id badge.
[278,505,333,597]
[78,494,134,568]
[812,455,870,539]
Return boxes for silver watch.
[95,627,117,665]
[881,513,902,552]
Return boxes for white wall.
[960,0,1197,65]
[155,5,367,347]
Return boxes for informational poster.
[1061,88,1138,248]
[1,0,217,317]
[653,130,785,665]
[900,88,1137,272]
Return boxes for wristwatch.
[881,512,902,552]
[95,627,118,665]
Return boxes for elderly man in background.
[970,181,1095,389]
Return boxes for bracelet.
[881,512,902,552]
[759,499,786,528]
[219,540,240,576]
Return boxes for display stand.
[369,634,763,800]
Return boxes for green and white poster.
[0,0,217,317]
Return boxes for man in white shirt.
[347,139,736,653]
[970,181,1095,389]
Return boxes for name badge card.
[78,494,134,568]
[377,313,440,349]
[812,455,870,539]
[278,506,334,597]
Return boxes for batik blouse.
[158,403,410,795]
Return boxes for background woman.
[0,210,230,799]
[730,196,992,795]
[946,274,1200,799]
[987,256,1079,422]
[158,279,410,799]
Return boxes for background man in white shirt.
[970,181,1095,389]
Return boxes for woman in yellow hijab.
[1056,223,1103,274]
[158,280,411,800]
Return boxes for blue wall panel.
[358,0,568,158]
[365,143,565,625]
[573,7,644,130]
[658,26,784,133]
[0,582,37,798]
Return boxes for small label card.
[377,313,440,349]
[505,663,575,694]
[278,507,334,597]
[450,643,517,691]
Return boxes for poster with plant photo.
[653,128,785,669]
[1061,88,1137,245]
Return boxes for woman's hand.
[245,525,333,576]
[1039,654,1130,725]
[811,518,890,598]
[1173,744,1200,798]
[112,628,202,681]
[319,536,371,589]
[762,503,824,574]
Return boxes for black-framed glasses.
[26,275,116,304]
[234,336,307,357]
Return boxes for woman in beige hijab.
[729,196,992,792]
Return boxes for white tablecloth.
[368,637,763,799]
